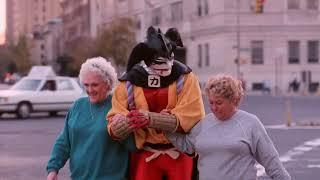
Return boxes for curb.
[295,121,320,127]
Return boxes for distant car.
[4,73,21,85]
[0,75,84,119]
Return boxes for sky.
[0,0,6,44]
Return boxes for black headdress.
[126,26,184,72]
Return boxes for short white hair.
[79,57,117,89]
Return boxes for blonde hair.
[204,74,244,103]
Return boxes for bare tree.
[56,17,136,76]
[0,36,32,75]
[95,17,137,73]
[63,36,97,76]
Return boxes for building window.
[198,43,210,67]
[308,41,319,63]
[171,1,183,22]
[41,44,45,50]
[96,3,100,10]
[205,43,210,66]
[151,8,161,26]
[252,82,264,91]
[288,41,300,64]
[134,16,141,29]
[204,0,209,15]
[224,0,235,10]
[136,18,141,29]
[288,0,300,9]
[251,41,264,64]
[197,0,209,16]
[198,44,202,68]
[307,0,318,10]
[34,16,39,23]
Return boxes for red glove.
[127,109,149,129]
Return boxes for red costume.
[107,27,205,180]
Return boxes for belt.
[143,143,180,162]
[144,142,174,149]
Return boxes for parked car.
[0,66,84,119]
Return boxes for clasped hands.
[112,109,169,130]
[127,109,150,129]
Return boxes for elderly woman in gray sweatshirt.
[166,74,291,180]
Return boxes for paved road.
[0,95,319,179]
[0,115,69,180]
[239,95,320,179]
[259,128,320,180]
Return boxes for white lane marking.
[308,165,320,168]
[257,138,320,177]
[304,139,320,146]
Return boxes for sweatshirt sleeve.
[166,132,195,154]
[46,110,72,174]
[166,121,201,154]
[251,117,291,180]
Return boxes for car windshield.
[11,79,42,91]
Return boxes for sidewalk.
[244,89,320,97]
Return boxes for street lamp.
[235,0,241,79]
[275,47,285,95]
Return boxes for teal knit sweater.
[46,96,136,180]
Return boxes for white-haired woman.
[166,74,291,180]
[46,57,136,180]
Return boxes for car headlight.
[0,97,9,103]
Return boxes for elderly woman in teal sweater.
[46,57,136,180]
[166,74,291,180]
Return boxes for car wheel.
[17,103,32,119]
[49,111,58,117]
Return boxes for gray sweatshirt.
[167,110,291,180]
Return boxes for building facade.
[6,0,62,65]
[30,0,62,65]
[102,0,320,94]
[5,0,30,45]
[6,0,320,94]
[59,0,107,43]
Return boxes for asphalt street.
[0,94,319,179]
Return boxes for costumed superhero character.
[107,26,205,180]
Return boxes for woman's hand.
[47,171,58,180]
[127,109,150,129]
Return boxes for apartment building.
[59,0,107,43]
[6,0,30,45]
[30,0,62,65]
[102,0,320,94]
[6,0,320,93]
[6,0,62,65]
